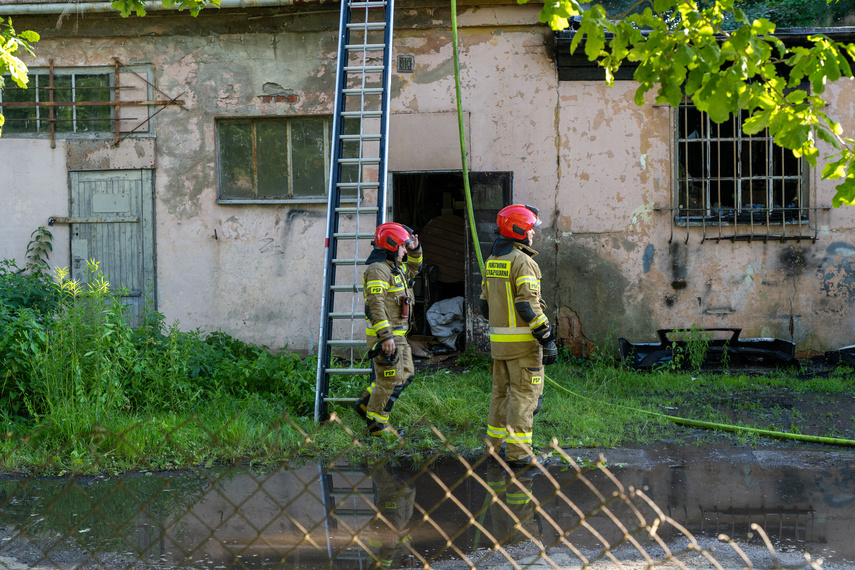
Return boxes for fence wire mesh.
[0,412,830,570]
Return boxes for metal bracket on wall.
[113,58,186,145]
[48,216,140,226]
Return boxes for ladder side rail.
[319,462,337,565]
[375,0,395,220]
[315,0,354,423]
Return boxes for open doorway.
[392,171,512,354]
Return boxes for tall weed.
[0,258,60,419]
[26,262,135,435]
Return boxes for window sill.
[674,213,809,227]
[218,197,328,205]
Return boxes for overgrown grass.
[3,256,855,475]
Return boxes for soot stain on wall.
[545,236,653,346]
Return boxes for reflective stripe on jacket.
[364,248,422,347]
[480,242,547,359]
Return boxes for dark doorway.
[392,171,512,352]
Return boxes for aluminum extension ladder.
[318,462,378,567]
[314,0,395,422]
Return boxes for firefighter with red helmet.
[354,222,423,437]
[479,204,557,467]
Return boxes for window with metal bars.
[1,69,113,134]
[674,99,810,229]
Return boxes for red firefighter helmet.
[497,204,541,240]
[374,222,413,252]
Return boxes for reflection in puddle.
[0,446,853,568]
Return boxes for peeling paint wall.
[2,2,855,355]
[549,78,855,356]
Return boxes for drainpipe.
[0,0,333,15]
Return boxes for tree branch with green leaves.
[0,17,38,136]
[533,0,855,206]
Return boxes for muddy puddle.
[0,445,853,569]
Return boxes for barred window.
[675,100,809,228]
[1,70,113,134]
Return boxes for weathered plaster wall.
[3,9,343,349]
[0,139,70,272]
[547,78,855,355]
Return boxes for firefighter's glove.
[386,347,399,365]
[542,341,558,366]
[532,323,556,346]
[368,342,398,365]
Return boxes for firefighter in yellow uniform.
[354,222,422,436]
[485,461,543,549]
[365,460,416,568]
[479,205,557,467]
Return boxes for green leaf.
[784,90,807,104]
[832,175,855,207]
[18,31,39,42]
[674,44,696,67]
[751,18,775,36]
[822,156,848,180]
[816,128,840,150]
[742,110,770,135]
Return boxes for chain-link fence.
[0,413,833,569]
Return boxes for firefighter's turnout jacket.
[479,239,548,360]
[480,237,548,462]
[363,246,422,348]
[358,245,423,429]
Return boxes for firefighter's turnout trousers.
[358,247,422,430]
[480,241,548,462]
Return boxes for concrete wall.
[2,1,855,355]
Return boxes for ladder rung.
[335,206,379,214]
[345,22,386,30]
[330,489,373,498]
[344,44,386,51]
[342,88,384,95]
[338,158,381,165]
[327,340,365,347]
[343,65,385,73]
[325,370,371,376]
[338,134,382,141]
[332,232,374,240]
[349,0,387,7]
[330,552,372,562]
[328,311,365,319]
[333,509,376,517]
[330,285,364,292]
[327,464,371,473]
[336,182,379,190]
[340,110,383,118]
[332,258,368,265]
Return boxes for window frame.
[216,115,335,205]
[673,98,810,230]
[2,67,113,137]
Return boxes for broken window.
[1,69,113,134]
[218,116,343,202]
[674,98,810,230]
